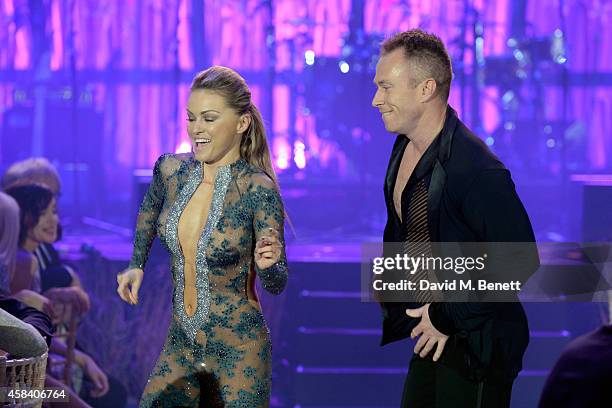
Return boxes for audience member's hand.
[80,354,110,398]
[44,286,91,315]
[13,289,56,320]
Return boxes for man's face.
[372,49,423,135]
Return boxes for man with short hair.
[372,29,539,407]
[2,158,62,196]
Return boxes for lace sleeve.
[128,154,168,270]
[251,174,288,295]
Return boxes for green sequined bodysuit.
[128,153,288,407]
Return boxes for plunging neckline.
[177,166,217,317]
[164,156,246,342]
[175,158,242,260]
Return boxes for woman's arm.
[128,154,168,270]
[251,174,288,295]
[10,252,37,294]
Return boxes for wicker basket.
[0,352,48,408]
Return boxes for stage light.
[485,137,495,146]
[546,138,556,148]
[339,61,350,73]
[502,90,515,104]
[305,50,315,66]
[274,139,291,170]
[504,121,515,131]
[175,141,191,153]
[475,37,484,65]
[513,49,525,62]
[294,140,306,169]
[552,29,567,64]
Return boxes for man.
[372,29,539,407]
[539,322,612,407]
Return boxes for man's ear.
[237,114,251,134]
[420,78,438,102]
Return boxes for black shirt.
[388,130,442,242]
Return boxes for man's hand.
[406,304,449,362]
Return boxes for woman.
[4,184,98,408]
[5,184,115,408]
[3,158,91,316]
[0,192,20,295]
[4,184,58,311]
[117,66,289,407]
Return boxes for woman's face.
[28,197,58,244]
[186,89,250,165]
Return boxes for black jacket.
[381,106,540,380]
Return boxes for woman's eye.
[204,118,215,122]
[186,117,194,122]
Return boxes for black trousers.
[401,354,514,408]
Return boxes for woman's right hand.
[116,268,144,305]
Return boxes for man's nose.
[372,89,383,108]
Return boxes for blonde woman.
[117,66,289,407]
[0,192,19,295]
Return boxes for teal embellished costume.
[128,153,288,407]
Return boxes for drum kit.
[274,1,573,180]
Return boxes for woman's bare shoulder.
[15,250,37,275]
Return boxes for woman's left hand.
[254,228,282,270]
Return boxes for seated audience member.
[2,158,89,310]
[0,190,87,407]
[0,192,52,357]
[6,183,126,408]
[539,323,612,407]
[0,192,20,296]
